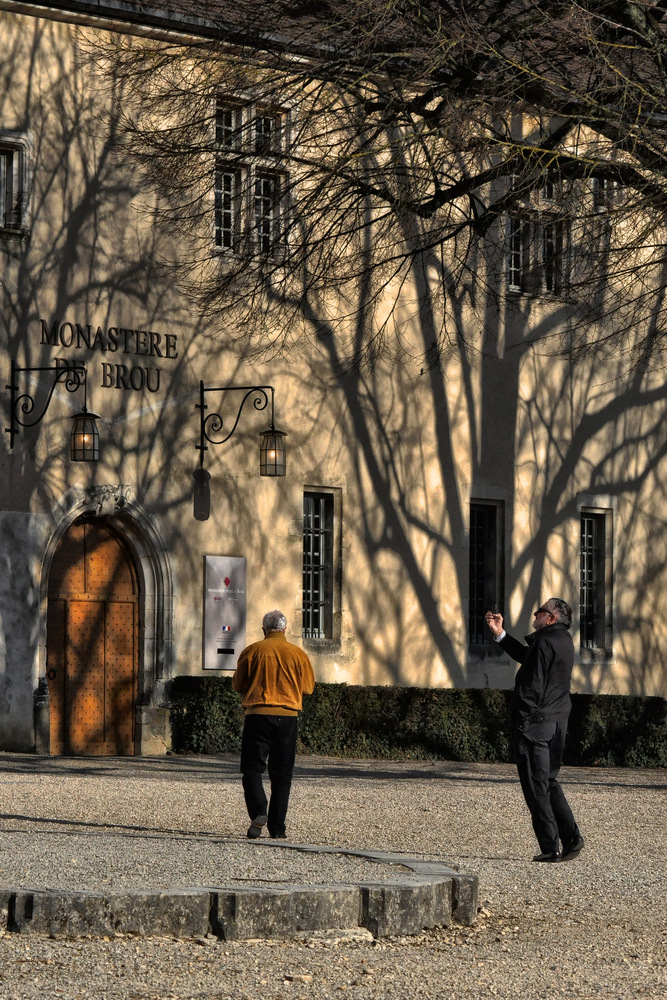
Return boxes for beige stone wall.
[0,2,664,747]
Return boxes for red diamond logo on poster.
[224,577,231,587]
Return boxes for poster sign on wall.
[203,556,247,671]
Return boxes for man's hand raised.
[485,610,504,637]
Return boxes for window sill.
[467,641,507,657]
[577,646,614,662]
[0,226,29,242]
[302,636,342,655]
[506,288,571,302]
[213,243,287,262]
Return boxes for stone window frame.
[0,130,32,238]
[214,98,290,255]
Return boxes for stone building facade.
[0,1,665,754]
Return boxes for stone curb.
[0,844,478,942]
[258,842,478,928]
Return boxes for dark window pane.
[469,503,502,644]
[580,514,605,648]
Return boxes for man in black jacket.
[486,598,584,863]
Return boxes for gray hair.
[546,598,572,629]
[262,609,287,632]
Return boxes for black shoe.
[269,831,287,839]
[532,850,562,863]
[561,835,585,861]
[246,814,268,839]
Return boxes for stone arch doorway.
[46,516,139,755]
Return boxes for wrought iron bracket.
[6,359,88,449]
[195,382,276,469]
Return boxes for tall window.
[254,113,280,154]
[214,168,240,250]
[214,99,287,253]
[580,511,612,649]
[216,104,241,150]
[469,501,504,645]
[302,491,334,640]
[0,135,29,234]
[254,172,281,253]
[542,220,567,293]
[507,216,526,293]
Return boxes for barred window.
[468,501,504,645]
[580,511,612,649]
[302,492,334,640]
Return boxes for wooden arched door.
[46,518,139,755]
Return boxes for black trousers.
[513,720,580,854]
[240,714,298,837]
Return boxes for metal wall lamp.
[195,381,286,475]
[193,381,286,521]
[6,359,100,462]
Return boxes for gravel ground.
[0,830,407,891]
[0,752,664,999]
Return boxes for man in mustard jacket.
[233,609,315,839]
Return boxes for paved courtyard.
[0,752,664,998]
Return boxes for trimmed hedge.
[167,677,667,768]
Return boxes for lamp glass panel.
[259,429,286,476]
[70,412,100,462]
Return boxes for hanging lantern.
[259,426,287,476]
[70,409,100,462]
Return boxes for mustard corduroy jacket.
[232,631,315,714]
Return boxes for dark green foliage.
[566,693,667,768]
[296,684,514,761]
[168,676,245,754]
[168,677,666,767]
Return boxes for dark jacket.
[499,622,574,728]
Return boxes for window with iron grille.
[580,512,610,649]
[468,501,504,644]
[214,99,287,253]
[302,491,334,640]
